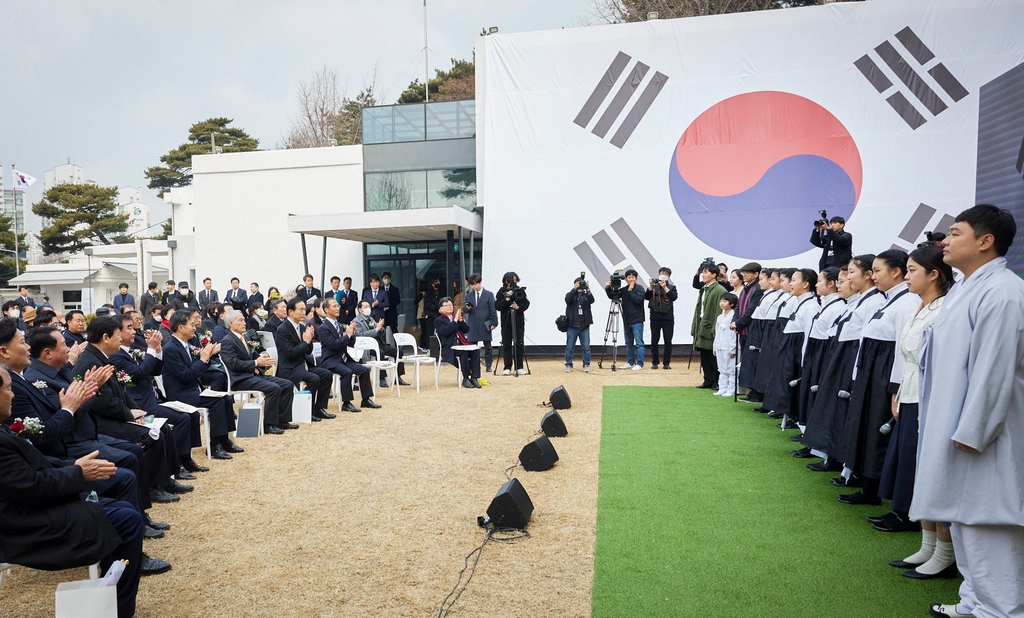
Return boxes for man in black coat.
[434,297,481,388]
[810,215,853,271]
[263,298,286,332]
[138,282,162,320]
[219,308,297,434]
[353,300,409,388]
[495,272,530,374]
[274,297,335,421]
[0,366,146,618]
[197,277,219,308]
[298,274,323,302]
[338,277,359,324]
[381,271,401,333]
[464,274,498,372]
[225,277,249,316]
[317,298,377,412]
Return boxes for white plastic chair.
[259,331,278,361]
[0,562,99,593]
[394,332,437,392]
[154,375,212,459]
[353,336,399,398]
[431,334,470,388]
[225,370,266,437]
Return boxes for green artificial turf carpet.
[592,386,961,618]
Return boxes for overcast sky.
[0,0,594,236]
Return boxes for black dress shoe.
[807,460,843,472]
[141,553,172,576]
[766,411,784,419]
[903,564,958,580]
[143,525,165,540]
[471,378,482,389]
[174,467,196,481]
[278,422,299,430]
[149,488,180,503]
[867,511,898,525]
[398,378,411,386]
[144,514,170,531]
[696,383,714,389]
[651,363,659,370]
[316,409,337,419]
[163,479,193,494]
[663,364,672,370]
[309,414,322,422]
[791,447,816,459]
[182,458,209,473]
[342,402,361,413]
[837,491,882,506]
[752,407,768,413]
[222,440,245,453]
[790,433,804,442]
[889,559,925,569]
[872,516,921,533]
[264,424,285,435]
[361,399,382,409]
[380,379,390,389]
[211,444,233,460]
[463,378,475,388]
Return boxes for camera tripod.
[597,297,623,371]
[493,307,531,377]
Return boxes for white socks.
[915,540,955,575]
[904,529,937,564]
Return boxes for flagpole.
[10,165,19,277]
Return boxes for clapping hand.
[67,342,87,366]
[302,325,315,343]
[84,365,114,387]
[59,378,98,413]
[145,329,163,351]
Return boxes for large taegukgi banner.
[478,0,1024,347]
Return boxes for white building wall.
[190,146,365,294]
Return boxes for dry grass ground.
[3,354,705,618]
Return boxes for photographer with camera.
[644,267,678,370]
[810,211,853,271]
[564,273,596,373]
[605,269,646,371]
[495,271,530,376]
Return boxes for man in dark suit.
[225,277,248,315]
[112,283,135,313]
[464,274,498,372]
[219,309,297,435]
[263,298,286,333]
[72,317,190,501]
[434,297,481,388]
[318,298,378,412]
[810,216,853,271]
[161,280,177,306]
[161,312,240,460]
[63,309,87,346]
[275,297,336,421]
[338,276,359,324]
[138,282,161,321]
[14,286,36,309]
[107,314,206,476]
[298,274,323,302]
[0,366,148,617]
[353,300,409,388]
[361,274,389,322]
[198,277,219,308]
[248,282,265,310]
[381,271,401,333]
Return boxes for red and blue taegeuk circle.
[669,91,862,259]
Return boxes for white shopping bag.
[55,580,117,618]
[292,390,312,424]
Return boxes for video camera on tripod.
[501,285,528,303]
[608,269,626,293]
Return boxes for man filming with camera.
[564,273,596,373]
[495,271,530,376]
[810,211,853,271]
[605,269,646,371]
[644,267,678,370]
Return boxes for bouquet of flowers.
[130,348,145,361]
[9,417,43,439]
[199,331,212,347]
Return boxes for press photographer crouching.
[495,271,529,376]
[605,269,646,371]
[434,297,481,388]
[564,273,596,373]
[644,267,678,370]
[810,211,853,270]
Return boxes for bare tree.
[366,173,413,211]
[282,66,382,148]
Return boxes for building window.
[365,168,476,212]
[62,290,83,310]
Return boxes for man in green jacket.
[691,262,726,389]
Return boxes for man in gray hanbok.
[912,205,1024,618]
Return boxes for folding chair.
[352,336,399,398]
[225,371,266,437]
[394,332,437,392]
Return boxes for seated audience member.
[361,274,389,322]
[159,305,176,344]
[202,302,223,333]
[434,297,481,389]
[161,312,241,459]
[274,298,336,421]
[184,308,228,392]
[219,309,297,435]
[353,300,409,388]
[108,314,208,476]
[73,316,191,500]
[63,309,88,346]
[143,304,163,331]
[263,298,287,332]
[113,283,135,312]
[33,308,58,328]
[0,365,147,618]
[317,298,377,412]
[128,310,148,351]
[305,298,324,341]
[266,286,281,301]
[247,302,267,331]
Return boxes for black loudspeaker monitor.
[519,435,559,471]
[548,385,571,410]
[541,410,568,438]
[487,478,534,530]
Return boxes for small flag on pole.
[13,170,36,188]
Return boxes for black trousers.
[501,324,525,370]
[100,500,143,618]
[451,348,482,379]
[650,320,674,366]
[280,366,333,413]
[480,341,493,368]
[326,360,373,404]
[199,395,235,440]
[420,317,436,348]
[698,347,719,387]
[150,406,193,461]
[233,374,295,426]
